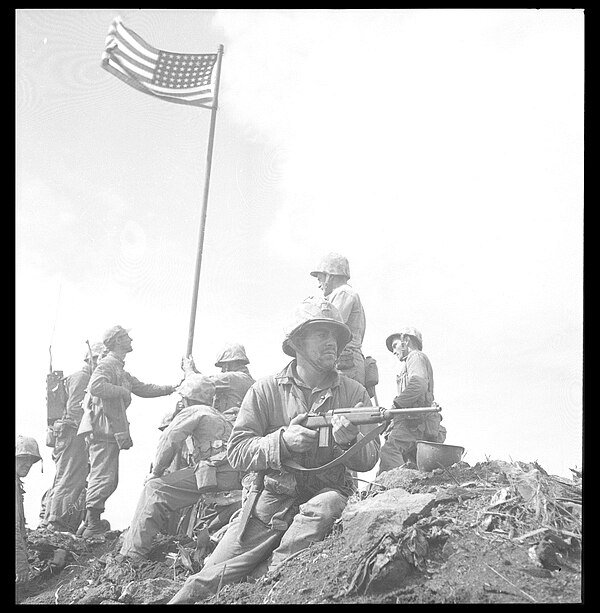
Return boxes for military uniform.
[379,334,446,472]
[120,403,240,559]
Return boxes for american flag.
[101,17,218,109]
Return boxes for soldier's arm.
[227,384,284,472]
[129,374,175,398]
[89,362,128,399]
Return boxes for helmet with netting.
[282,296,351,357]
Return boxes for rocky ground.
[16,459,583,605]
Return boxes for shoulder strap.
[281,422,386,475]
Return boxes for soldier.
[42,342,105,533]
[182,342,255,423]
[16,436,42,588]
[119,373,241,560]
[168,296,379,604]
[378,327,446,472]
[310,253,367,387]
[79,325,178,538]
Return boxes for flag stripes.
[101,17,217,108]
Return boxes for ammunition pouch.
[46,425,57,448]
[114,431,133,450]
[194,450,241,493]
[364,356,379,389]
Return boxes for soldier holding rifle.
[168,297,380,604]
[378,327,447,473]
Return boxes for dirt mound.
[16,459,582,605]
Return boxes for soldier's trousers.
[168,488,347,605]
[85,439,120,512]
[378,413,447,473]
[45,430,89,530]
[121,467,204,558]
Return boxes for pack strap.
[281,422,386,475]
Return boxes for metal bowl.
[416,441,465,472]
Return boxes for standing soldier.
[378,327,446,472]
[42,342,105,533]
[182,342,255,423]
[310,253,367,387]
[16,436,42,589]
[78,325,178,538]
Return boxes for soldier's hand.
[16,568,30,584]
[332,414,360,447]
[181,356,197,374]
[282,413,318,453]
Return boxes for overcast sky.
[16,8,584,530]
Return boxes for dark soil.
[16,459,583,605]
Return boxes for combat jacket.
[152,404,232,475]
[210,367,255,416]
[152,404,240,493]
[16,476,29,576]
[62,363,93,425]
[89,352,174,440]
[394,349,435,408]
[228,360,379,504]
[327,283,366,354]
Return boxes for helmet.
[102,325,131,348]
[16,435,42,462]
[84,342,106,362]
[215,343,250,367]
[386,327,423,352]
[310,253,350,279]
[282,296,352,357]
[177,374,216,404]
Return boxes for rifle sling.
[281,421,386,475]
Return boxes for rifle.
[304,405,442,448]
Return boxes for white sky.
[16,8,584,531]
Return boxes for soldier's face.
[296,324,338,371]
[391,336,410,359]
[315,273,332,296]
[114,333,133,353]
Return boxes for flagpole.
[186,44,224,357]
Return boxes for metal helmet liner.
[16,435,42,461]
[282,296,352,357]
[386,327,423,352]
[215,343,250,367]
[177,374,216,404]
[309,252,351,279]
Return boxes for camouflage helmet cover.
[310,252,351,279]
[282,296,352,357]
[177,374,216,404]
[16,435,42,461]
[102,325,131,348]
[215,343,250,367]
[386,327,423,352]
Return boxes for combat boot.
[81,508,109,538]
